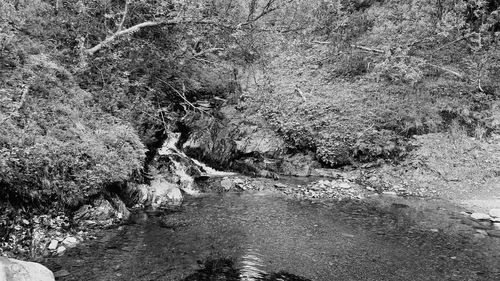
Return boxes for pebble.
[470,213,491,221]
[56,245,66,255]
[54,269,71,278]
[476,229,488,236]
[489,209,500,218]
[338,182,350,189]
[381,191,397,197]
[48,239,58,250]
[274,183,287,189]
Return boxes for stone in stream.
[0,257,55,281]
[470,213,491,221]
[47,239,58,250]
[487,230,500,238]
[489,209,500,218]
[220,178,235,190]
[274,183,288,189]
[62,236,78,248]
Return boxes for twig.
[294,85,306,102]
[351,44,385,54]
[425,63,464,79]
[192,47,223,57]
[117,0,130,31]
[312,40,332,44]
[156,78,207,114]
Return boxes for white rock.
[493,223,500,230]
[382,191,397,197]
[470,212,491,220]
[0,257,55,281]
[62,236,78,248]
[338,182,351,189]
[221,179,235,190]
[47,240,58,250]
[476,229,488,236]
[489,209,500,218]
[56,246,66,255]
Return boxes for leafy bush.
[0,51,146,207]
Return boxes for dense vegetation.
[1,0,499,207]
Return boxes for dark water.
[47,190,498,281]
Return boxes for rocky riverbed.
[34,177,500,281]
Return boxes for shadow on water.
[181,258,311,281]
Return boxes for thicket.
[0,0,296,206]
[241,0,500,166]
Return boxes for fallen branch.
[193,47,224,57]
[294,85,306,102]
[351,44,385,54]
[425,63,465,79]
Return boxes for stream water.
[45,187,500,281]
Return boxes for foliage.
[0,45,145,207]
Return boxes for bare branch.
[351,44,385,54]
[117,0,130,31]
[294,85,306,102]
[193,47,224,57]
[425,63,465,79]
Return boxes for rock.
[476,229,488,236]
[381,191,398,197]
[123,183,150,207]
[338,182,351,189]
[53,269,70,278]
[56,246,66,255]
[0,257,55,281]
[108,194,131,221]
[274,183,288,189]
[279,153,319,177]
[489,209,500,218]
[74,198,116,224]
[150,179,183,208]
[461,217,491,229]
[487,230,500,238]
[234,127,285,157]
[494,223,500,230]
[470,213,491,221]
[62,236,78,248]
[220,178,235,190]
[47,239,58,250]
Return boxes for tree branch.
[351,44,385,54]
[85,19,231,55]
[117,0,130,31]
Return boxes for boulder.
[235,127,285,157]
[279,154,319,177]
[0,257,54,281]
[108,194,131,220]
[150,179,183,208]
[470,213,491,221]
[123,184,150,207]
[73,198,116,225]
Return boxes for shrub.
[0,52,146,207]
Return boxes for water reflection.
[181,258,311,281]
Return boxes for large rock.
[149,179,183,208]
[73,198,116,225]
[235,127,285,157]
[0,257,54,281]
[279,153,320,177]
